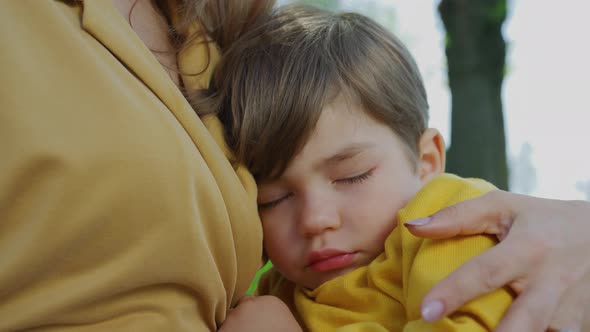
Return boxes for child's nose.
[297,197,341,237]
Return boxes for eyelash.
[336,169,374,185]
[257,169,374,210]
[258,193,293,211]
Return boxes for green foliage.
[246,261,274,295]
[444,33,451,50]
[487,0,507,24]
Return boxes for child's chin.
[309,265,363,289]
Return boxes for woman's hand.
[404,190,590,332]
[219,295,302,332]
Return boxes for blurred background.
[279,0,590,201]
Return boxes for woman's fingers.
[420,237,528,321]
[546,270,590,332]
[408,189,590,331]
[405,190,516,240]
[495,267,574,332]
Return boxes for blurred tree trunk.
[439,0,509,190]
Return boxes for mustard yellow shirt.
[0,1,261,330]
[259,174,513,331]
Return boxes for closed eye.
[335,169,374,185]
[258,193,293,211]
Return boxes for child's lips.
[307,249,358,272]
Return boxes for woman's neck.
[112,0,180,86]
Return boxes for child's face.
[257,95,428,289]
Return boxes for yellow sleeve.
[401,235,513,331]
[397,174,514,331]
[335,322,390,332]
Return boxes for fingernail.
[421,300,444,322]
[405,216,432,226]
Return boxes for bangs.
[227,11,343,181]
[217,5,428,182]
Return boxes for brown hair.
[136,0,276,87]
[153,0,275,52]
[209,5,429,182]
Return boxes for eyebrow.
[319,142,376,168]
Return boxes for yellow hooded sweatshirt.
[259,174,514,332]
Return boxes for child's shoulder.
[429,173,497,205]
[398,173,496,223]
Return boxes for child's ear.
[418,128,446,183]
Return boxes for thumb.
[404,190,514,240]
